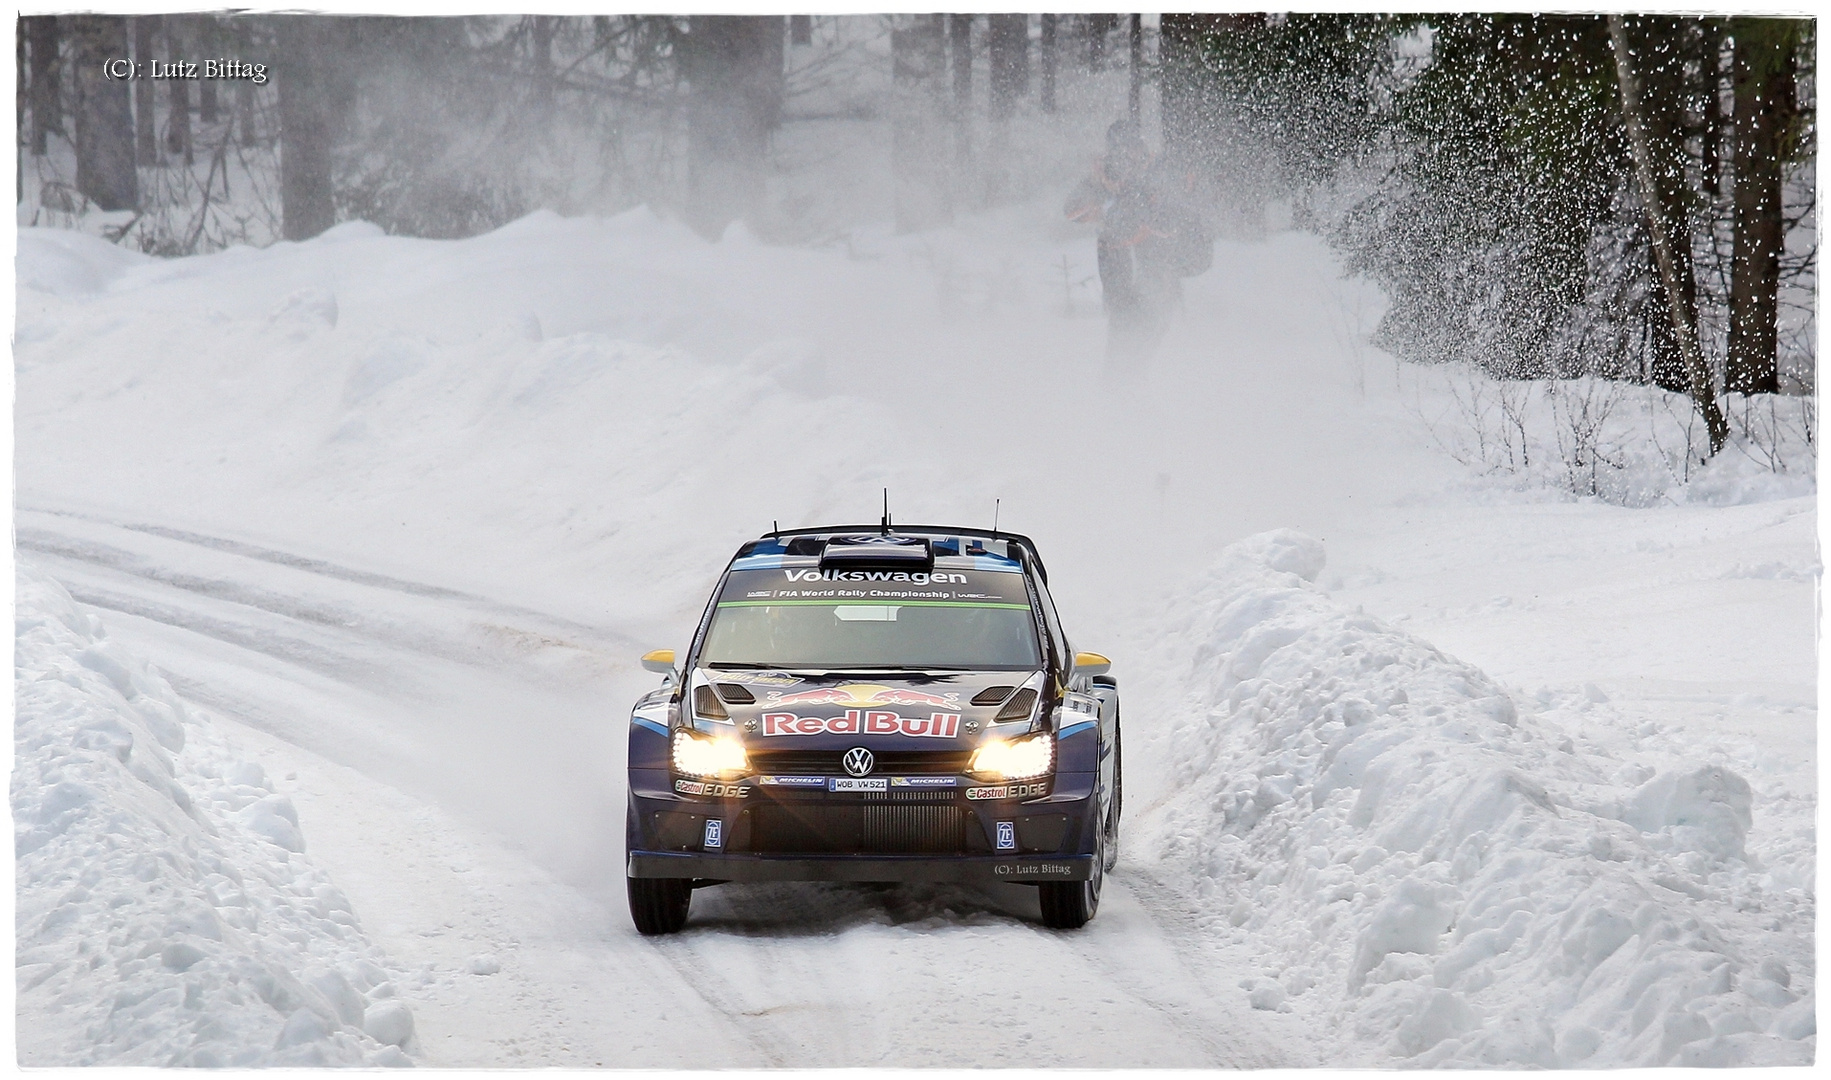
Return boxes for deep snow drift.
[13,204,1815,1066]
[1135,530,1814,1065]
[13,566,418,1066]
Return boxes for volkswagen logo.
[842,747,875,777]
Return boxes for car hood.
[696,669,1039,750]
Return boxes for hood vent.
[971,685,1017,707]
[693,684,730,721]
[993,688,1038,723]
[715,683,756,704]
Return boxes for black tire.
[1103,716,1123,873]
[628,876,692,935]
[1039,819,1104,929]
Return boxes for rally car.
[625,524,1121,933]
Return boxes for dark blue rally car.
[625,524,1121,933]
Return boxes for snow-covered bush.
[1404,362,1815,506]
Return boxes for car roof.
[734,524,1049,585]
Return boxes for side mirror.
[640,649,677,676]
[1073,651,1111,677]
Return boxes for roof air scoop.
[819,534,934,572]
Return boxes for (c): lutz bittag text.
[102,59,269,84]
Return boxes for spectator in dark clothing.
[1065,121,1206,362]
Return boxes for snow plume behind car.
[1137,530,1813,1067]
[13,565,419,1066]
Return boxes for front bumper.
[627,766,1100,884]
[628,851,1095,883]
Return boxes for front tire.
[1039,820,1104,929]
[627,876,692,935]
[1103,715,1123,873]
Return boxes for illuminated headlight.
[968,734,1054,781]
[672,730,748,779]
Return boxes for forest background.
[16,12,1817,491]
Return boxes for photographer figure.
[1065,120,1212,362]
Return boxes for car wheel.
[1103,713,1122,873]
[1039,819,1103,929]
[627,876,692,935]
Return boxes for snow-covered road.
[17,504,1309,1067]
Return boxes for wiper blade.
[805,665,972,674]
[707,663,990,674]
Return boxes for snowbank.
[1139,530,1814,1066]
[13,564,417,1066]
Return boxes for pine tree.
[1608,15,1729,452]
[132,17,157,162]
[1726,19,1805,395]
[682,16,784,239]
[891,14,950,232]
[70,15,137,211]
[26,15,61,157]
[274,16,337,240]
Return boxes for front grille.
[748,803,969,854]
[761,787,955,803]
[747,749,971,776]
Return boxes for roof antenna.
[881,488,891,534]
[992,498,1000,537]
[772,519,779,538]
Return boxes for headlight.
[672,730,748,779]
[969,734,1054,781]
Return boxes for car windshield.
[699,565,1041,670]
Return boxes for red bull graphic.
[759,710,962,739]
[763,683,961,711]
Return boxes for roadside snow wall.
[13,565,418,1066]
[1138,530,1814,1066]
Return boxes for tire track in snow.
[197,702,774,1067]
[1087,868,1326,1066]
[26,504,487,605]
[45,578,390,685]
[17,512,634,679]
[643,878,1289,1067]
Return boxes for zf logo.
[995,821,1017,851]
[703,819,724,850]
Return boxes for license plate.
[828,777,888,793]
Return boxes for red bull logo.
[764,683,961,711]
[759,710,962,739]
